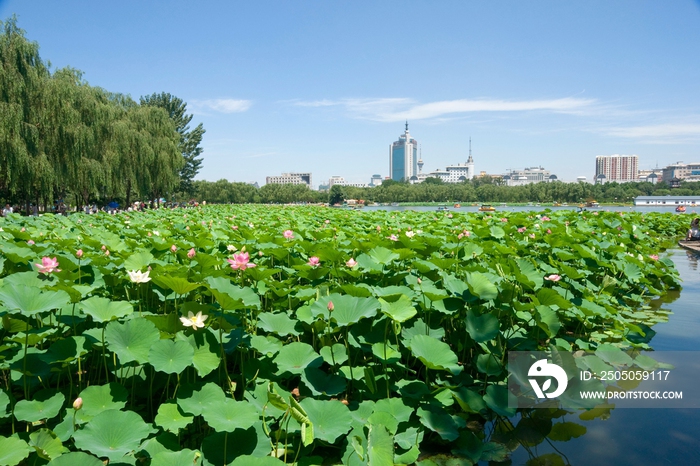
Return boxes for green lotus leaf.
[14,392,65,423]
[379,295,416,323]
[250,335,284,356]
[466,272,498,300]
[0,285,70,315]
[489,226,505,239]
[105,317,160,365]
[201,397,259,433]
[176,331,221,377]
[299,398,352,443]
[149,339,194,374]
[0,435,32,466]
[29,428,64,461]
[368,246,399,265]
[416,405,465,442]
[535,305,561,337]
[274,342,322,375]
[177,382,226,416]
[80,296,133,323]
[152,275,201,295]
[476,353,503,375]
[73,409,155,461]
[257,312,300,336]
[0,390,9,418]
[2,271,46,289]
[408,335,463,375]
[151,449,203,466]
[122,250,154,271]
[465,310,500,342]
[311,294,380,327]
[47,452,104,466]
[373,398,413,424]
[155,402,194,433]
[205,276,261,310]
[483,385,517,417]
[229,457,285,466]
[320,343,349,366]
[45,336,89,363]
[78,383,128,417]
[367,424,394,466]
[535,288,571,309]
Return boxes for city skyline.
[1,1,699,186]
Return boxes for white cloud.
[191,99,252,113]
[292,97,595,122]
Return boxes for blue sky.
[2,1,699,186]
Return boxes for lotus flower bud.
[73,397,83,410]
[327,301,334,312]
[76,249,84,258]
[187,248,196,259]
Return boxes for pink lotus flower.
[649,254,659,261]
[76,249,84,259]
[346,258,357,268]
[283,230,294,239]
[27,240,35,245]
[458,233,464,239]
[35,257,61,274]
[501,218,508,222]
[546,229,552,234]
[232,225,238,230]
[104,249,110,256]
[464,230,471,237]
[187,248,196,259]
[389,235,398,241]
[517,227,526,233]
[529,234,536,239]
[545,274,561,282]
[228,252,256,271]
[308,256,320,267]
[325,220,330,224]
[171,245,177,253]
[541,216,550,221]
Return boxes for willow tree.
[140,92,204,197]
[0,16,51,207]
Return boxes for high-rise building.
[595,155,638,183]
[389,122,418,181]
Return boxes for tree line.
[191,177,700,205]
[0,17,203,213]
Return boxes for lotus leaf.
[0,391,9,418]
[409,335,463,375]
[14,392,65,423]
[367,424,395,466]
[152,275,201,295]
[73,409,156,461]
[46,452,104,466]
[0,436,32,466]
[379,295,416,323]
[465,272,498,300]
[229,456,285,466]
[78,383,128,417]
[416,405,465,442]
[299,398,352,443]
[105,317,160,365]
[29,428,64,461]
[257,312,300,336]
[273,342,322,375]
[177,382,226,416]
[122,250,154,271]
[176,331,221,377]
[149,339,195,374]
[80,296,133,323]
[0,285,70,316]
[465,310,500,342]
[155,402,194,432]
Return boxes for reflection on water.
[507,248,700,466]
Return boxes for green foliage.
[0,206,686,464]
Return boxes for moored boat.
[676,205,686,213]
[478,204,496,212]
[679,240,700,253]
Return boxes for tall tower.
[389,122,418,181]
[466,137,475,179]
[417,145,424,174]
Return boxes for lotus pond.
[0,206,689,466]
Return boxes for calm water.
[508,248,700,466]
[363,205,699,215]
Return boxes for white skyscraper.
[389,122,418,181]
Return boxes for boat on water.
[453,203,461,208]
[437,205,450,212]
[679,240,700,253]
[676,205,687,213]
[478,204,496,212]
[586,201,600,208]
